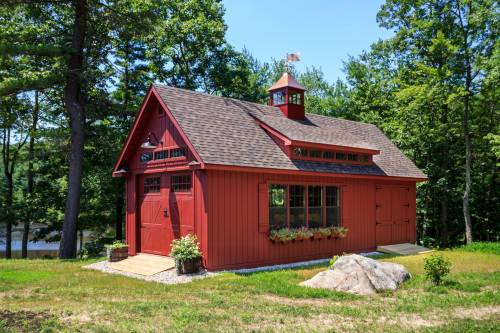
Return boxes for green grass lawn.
[1,244,499,332]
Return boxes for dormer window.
[291,146,372,165]
[272,90,286,105]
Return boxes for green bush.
[170,235,202,261]
[424,254,452,285]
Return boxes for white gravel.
[84,260,217,285]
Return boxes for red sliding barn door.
[138,174,174,255]
[375,186,411,245]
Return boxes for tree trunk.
[440,107,449,248]
[5,173,13,259]
[22,90,39,259]
[463,90,473,244]
[59,0,88,259]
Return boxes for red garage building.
[113,72,426,270]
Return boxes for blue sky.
[222,0,393,83]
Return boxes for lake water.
[0,224,89,258]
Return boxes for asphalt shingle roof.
[153,84,426,179]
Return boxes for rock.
[300,254,411,295]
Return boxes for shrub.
[170,235,202,262]
[424,254,451,285]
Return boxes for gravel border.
[83,260,217,285]
[84,251,384,283]
[227,252,384,274]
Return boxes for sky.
[222,0,393,83]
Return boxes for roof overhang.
[204,163,428,182]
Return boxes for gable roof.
[152,84,426,180]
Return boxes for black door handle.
[163,208,168,217]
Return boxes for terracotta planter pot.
[176,257,202,274]
[107,246,129,262]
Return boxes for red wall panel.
[205,169,416,270]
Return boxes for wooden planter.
[176,257,202,274]
[107,246,129,262]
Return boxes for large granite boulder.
[300,254,411,295]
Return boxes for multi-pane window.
[140,152,153,162]
[154,150,168,160]
[268,184,341,230]
[269,185,287,230]
[325,186,340,227]
[272,90,286,105]
[308,150,321,158]
[289,185,306,228]
[323,151,335,159]
[360,154,370,162]
[291,147,371,164]
[171,174,191,192]
[293,147,307,157]
[308,186,323,228]
[170,147,186,158]
[289,92,302,105]
[144,177,160,194]
[336,152,347,160]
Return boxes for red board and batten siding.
[204,169,416,270]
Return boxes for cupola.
[268,71,306,120]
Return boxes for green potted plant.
[295,227,313,241]
[269,229,280,242]
[170,234,203,274]
[105,241,129,262]
[318,227,332,238]
[276,228,296,243]
[331,226,348,239]
[311,228,323,240]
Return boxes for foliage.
[269,227,348,241]
[104,241,128,250]
[296,227,314,239]
[329,255,339,267]
[458,242,500,256]
[79,240,104,259]
[169,235,202,262]
[424,254,452,285]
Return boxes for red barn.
[113,72,426,270]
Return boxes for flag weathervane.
[284,52,301,72]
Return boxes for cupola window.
[289,92,302,105]
[272,90,286,105]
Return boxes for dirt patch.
[454,305,500,320]
[0,309,56,332]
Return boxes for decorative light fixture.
[113,166,128,176]
[141,133,161,149]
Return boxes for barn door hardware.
[163,208,168,217]
[404,203,410,207]
[375,204,381,208]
